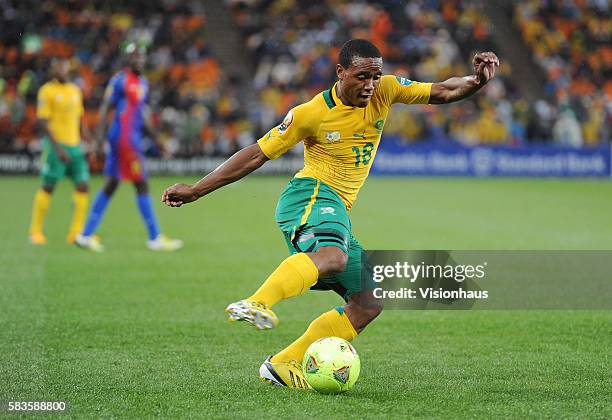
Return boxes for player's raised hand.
[472,52,499,84]
[162,183,198,207]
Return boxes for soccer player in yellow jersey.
[29,58,90,245]
[162,40,499,388]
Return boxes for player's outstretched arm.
[429,52,499,104]
[162,143,269,207]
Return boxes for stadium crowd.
[514,0,610,147]
[230,0,610,147]
[0,0,609,160]
[0,0,254,158]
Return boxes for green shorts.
[40,138,89,186]
[275,177,374,302]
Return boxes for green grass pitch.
[1,175,611,418]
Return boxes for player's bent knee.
[42,184,55,194]
[330,249,348,273]
[310,246,348,275]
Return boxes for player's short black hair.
[339,39,382,68]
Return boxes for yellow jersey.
[36,80,84,146]
[257,75,432,209]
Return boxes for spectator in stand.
[553,106,583,148]
[228,0,531,146]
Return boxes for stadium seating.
[0,0,608,159]
[0,0,253,157]
[227,0,540,146]
[514,0,610,146]
[230,0,610,146]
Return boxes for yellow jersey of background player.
[37,77,84,147]
[29,58,90,245]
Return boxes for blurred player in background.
[162,39,498,388]
[76,44,182,252]
[29,58,90,245]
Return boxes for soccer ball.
[302,337,360,394]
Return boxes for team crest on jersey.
[395,76,413,86]
[325,131,341,143]
[374,119,385,133]
[277,110,293,134]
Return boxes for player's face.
[129,51,146,73]
[54,60,70,83]
[336,56,383,108]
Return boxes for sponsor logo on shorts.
[320,207,336,215]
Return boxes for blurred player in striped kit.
[76,44,182,252]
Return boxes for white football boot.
[75,234,105,252]
[225,300,278,330]
[146,234,183,251]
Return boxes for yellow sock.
[29,189,51,235]
[68,191,89,238]
[271,308,358,363]
[248,253,318,307]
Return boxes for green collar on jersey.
[323,88,336,109]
